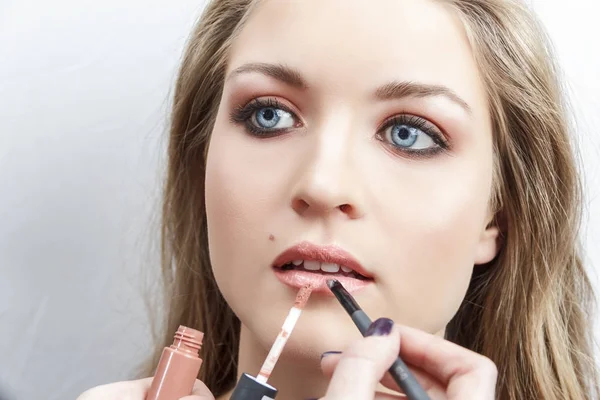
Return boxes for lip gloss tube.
[146,325,204,400]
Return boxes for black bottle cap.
[229,373,278,400]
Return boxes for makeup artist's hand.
[76,377,215,400]
[320,318,497,400]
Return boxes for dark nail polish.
[320,351,342,360]
[366,317,394,337]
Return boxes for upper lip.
[272,241,374,279]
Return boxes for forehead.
[228,0,486,114]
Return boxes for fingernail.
[366,317,394,337]
[320,351,342,360]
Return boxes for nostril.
[338,204,352,213]
[292,195,360,218]
[291,198,310,214]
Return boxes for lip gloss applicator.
[230,285,313,400]
[327,279,430,400]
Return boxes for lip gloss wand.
[230,285,313,400]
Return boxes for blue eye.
[384,122,437,150]
[252,107,295,130]
[230,98,300,137]
[390,125,418,147]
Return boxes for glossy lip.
[272,241,375,294]
[273,269,372,294]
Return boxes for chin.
[290,311,363,359]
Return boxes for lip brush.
[327,279,430,400]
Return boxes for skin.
[78,0,501,398]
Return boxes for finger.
[373,392,409,400]
[320,351,343,376]
[178,379,215,400]
[322,352,444,396]
[305,391,407,400]
[76,378,153,399]
[381,368,448,399]
[325,318,400,400]
[396,325,497,393]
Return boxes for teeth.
[282,260,356,275]
[321,263,340,273]
[303,260,321,271]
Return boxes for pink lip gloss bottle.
[146,325,204,400]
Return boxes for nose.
[291,124,364,219]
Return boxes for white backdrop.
[1,1,598,399]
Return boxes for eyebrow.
[228,62,471,114]
[375,81,472,114]
[228,62,308,89]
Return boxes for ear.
[474,213,503,265]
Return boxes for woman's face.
[205,0,499,358]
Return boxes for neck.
[220,323,329,400]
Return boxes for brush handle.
[350,310,430,400]
[351,310,372,335]
[389,358,430,400]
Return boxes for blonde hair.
[145,0,599,398]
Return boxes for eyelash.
[376,115,449,158]
[229,97,449,157]
[229,98,297,136]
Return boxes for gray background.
[1,1,599,399]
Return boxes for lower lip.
[273,268,373,294]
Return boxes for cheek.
[205,134,283,254]
[205,130,253,286]
[364,149,494,331]
[205,116,316,354]
[204,117,281,317]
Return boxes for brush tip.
[327,279,339,289]
[294,285,312,309]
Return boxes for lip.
[272,241,374,294]
[273,269,372,294]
